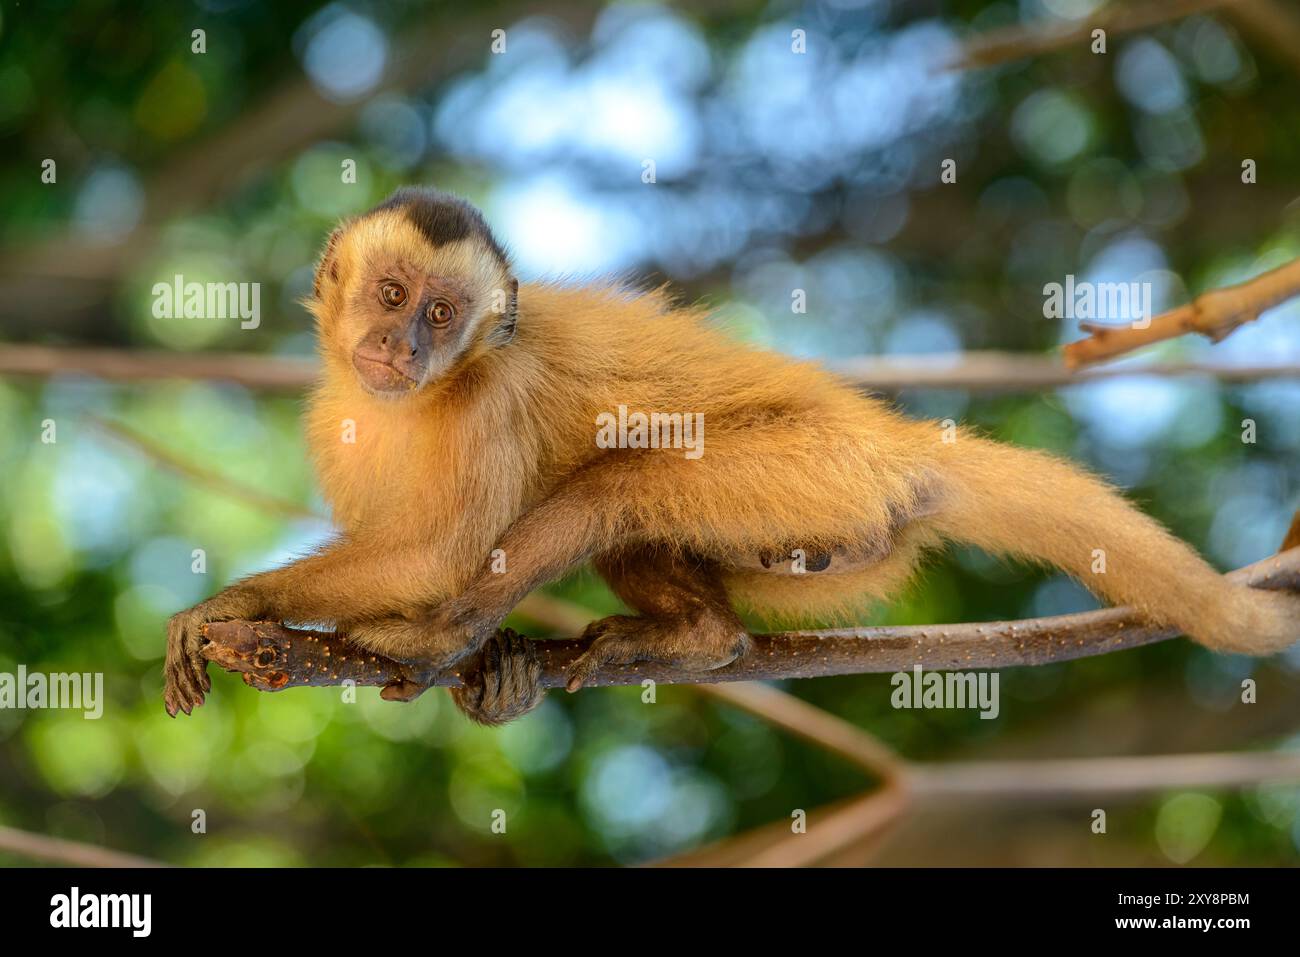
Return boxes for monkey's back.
[508,282,945,623]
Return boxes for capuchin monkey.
[163,187,1300,724]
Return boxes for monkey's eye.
[429,299,455,326]
[379,282,407,308]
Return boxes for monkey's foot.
[565,614,751,692]
[449,629,545,725]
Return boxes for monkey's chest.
[314,437,454,534]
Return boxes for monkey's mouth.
[351,353,421,396]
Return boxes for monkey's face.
[311,191,518,399]
[345,259,480,397]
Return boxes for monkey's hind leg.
[567,547,751,692]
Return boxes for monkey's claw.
[450,628,545,726]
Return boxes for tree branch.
[944,0,1239,72]
[1227,0,1300,79]
[87,414,317,521]
[4,343,1298,393]
[1064,256,1300,369]
[0,1,615,287]
[201,546,1299,695]
[0,344,317,391]
[908,750,1300,801]
[693,682,904,780]
[0,825,167,868]
[653,749,1300,866]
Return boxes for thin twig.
[0,825,168,868]
[653,749,1300,866]
[1,345,318,391]
[945,0,1239,71]
[736,784,910,868]
[649,791,890,867]
[1064,256,1300,369]
[87,414,318,521]
[1227,0,1300,78]
[908,750,1300,801]
[829,353,1300,390]
[0,1,614,285]
[694,682,904,780]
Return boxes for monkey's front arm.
[166,459,674,718]
[345,460,764,698]
[162,535,543,722]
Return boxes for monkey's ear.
[485,277,519,346]
[312,227,344,301]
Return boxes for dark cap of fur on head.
[367,187,511,270]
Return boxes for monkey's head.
[310,187,519,398]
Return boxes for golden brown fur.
[163,188,1299,722]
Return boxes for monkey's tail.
[925,434,1299,655]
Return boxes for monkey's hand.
[164,585,263,717]
[448,629,546,725]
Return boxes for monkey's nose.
[376,334,417,358]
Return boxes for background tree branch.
[0,825,167,868]
[944,0,1239,72]
[5,343,1299,393]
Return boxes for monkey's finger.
[503,664,544,712]
[187,625,212,693]
[163,670,197,717]
[449,677,484,716]
[500,631,542,698]
[565,650,606,693]
[380,677,429,702]
[163,649,195,716]
[565,644,608,692]
[172,633,208,711]
[171,661,204,713]
[188,646,212,694]
[167,619,203,701]
[482,650,504,701]
[566,635,641,693]
[185,627,212,694]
